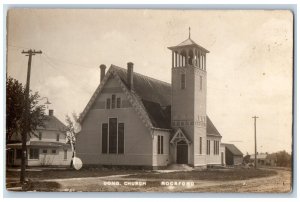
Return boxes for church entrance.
[176,140,188,164]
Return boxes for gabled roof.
[222,143,243,156]
[207,116,221,136]
[79,65,221,135]
[37,115,67,131]
[170,128,191,144]
[168,38,209,53]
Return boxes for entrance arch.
[170,128,191,165]
[176,140,188,164]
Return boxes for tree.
[65,112,79,168]
[275,150,291,167]
[243,154,251,164]
[6,76,47,142]
[6,76,47,184]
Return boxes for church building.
[76,33,224,169]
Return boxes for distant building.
[7,110,72,167]
[250,153,277,166]
[77,33,224,169]
[221,143,243,166]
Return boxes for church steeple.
[168,31,209,166]
[168,31,209,70]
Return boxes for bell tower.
[168,28,209,166]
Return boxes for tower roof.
[168,37,209,53]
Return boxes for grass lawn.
[6,167,143,180]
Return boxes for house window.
[52,149,57,154]
[181,74,186,89]
[117,98,121,108]
[112,94,116,109]
[118,123,124,154]
[64,149,67,160]
[199,137,202,154]
[102,118,125,154]
[157,135,164,154]
[206,140,210,155]
[106,98,111,109]
[38,132,42,140]
[42,149,47,154]
[29,148,39,159]
[56,134,60,141]
[102,123,108,154]
[200,76,203,91]
[16,149,22,159]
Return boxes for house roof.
[37,115,67,131]
[222,143,243,156]
[168,38,210,53]
[79,65,221,135]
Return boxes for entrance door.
[176,141,188,164]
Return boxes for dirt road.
[30,168,291,193]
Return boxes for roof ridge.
[111,64,171,86]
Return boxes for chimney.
[127,62,134,90]
[99,64,106,82]
[49,109,54,116]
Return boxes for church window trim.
[101,117,125,155]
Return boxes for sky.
[6,9,293,154]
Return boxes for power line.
[41,54,94,91]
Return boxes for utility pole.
[20,49,42,184]
[252,116,259,169]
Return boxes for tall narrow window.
[106,98,111,109]
[207,140,210,155]
[200,76,203,91]
[109,118,117,153]
[157,136,161,154]
[213,141,215,155]
[56,133,60,141]
[161,136,164,154]
[116,98,121,108]
[118,123,124,154]
[181,74,186,89]
[38,132,42,140]
[200,137,202,154]
[157,135,164,154]
[111,95,116,109]
[102,123,108,154]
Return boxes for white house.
[7,109,73,167]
